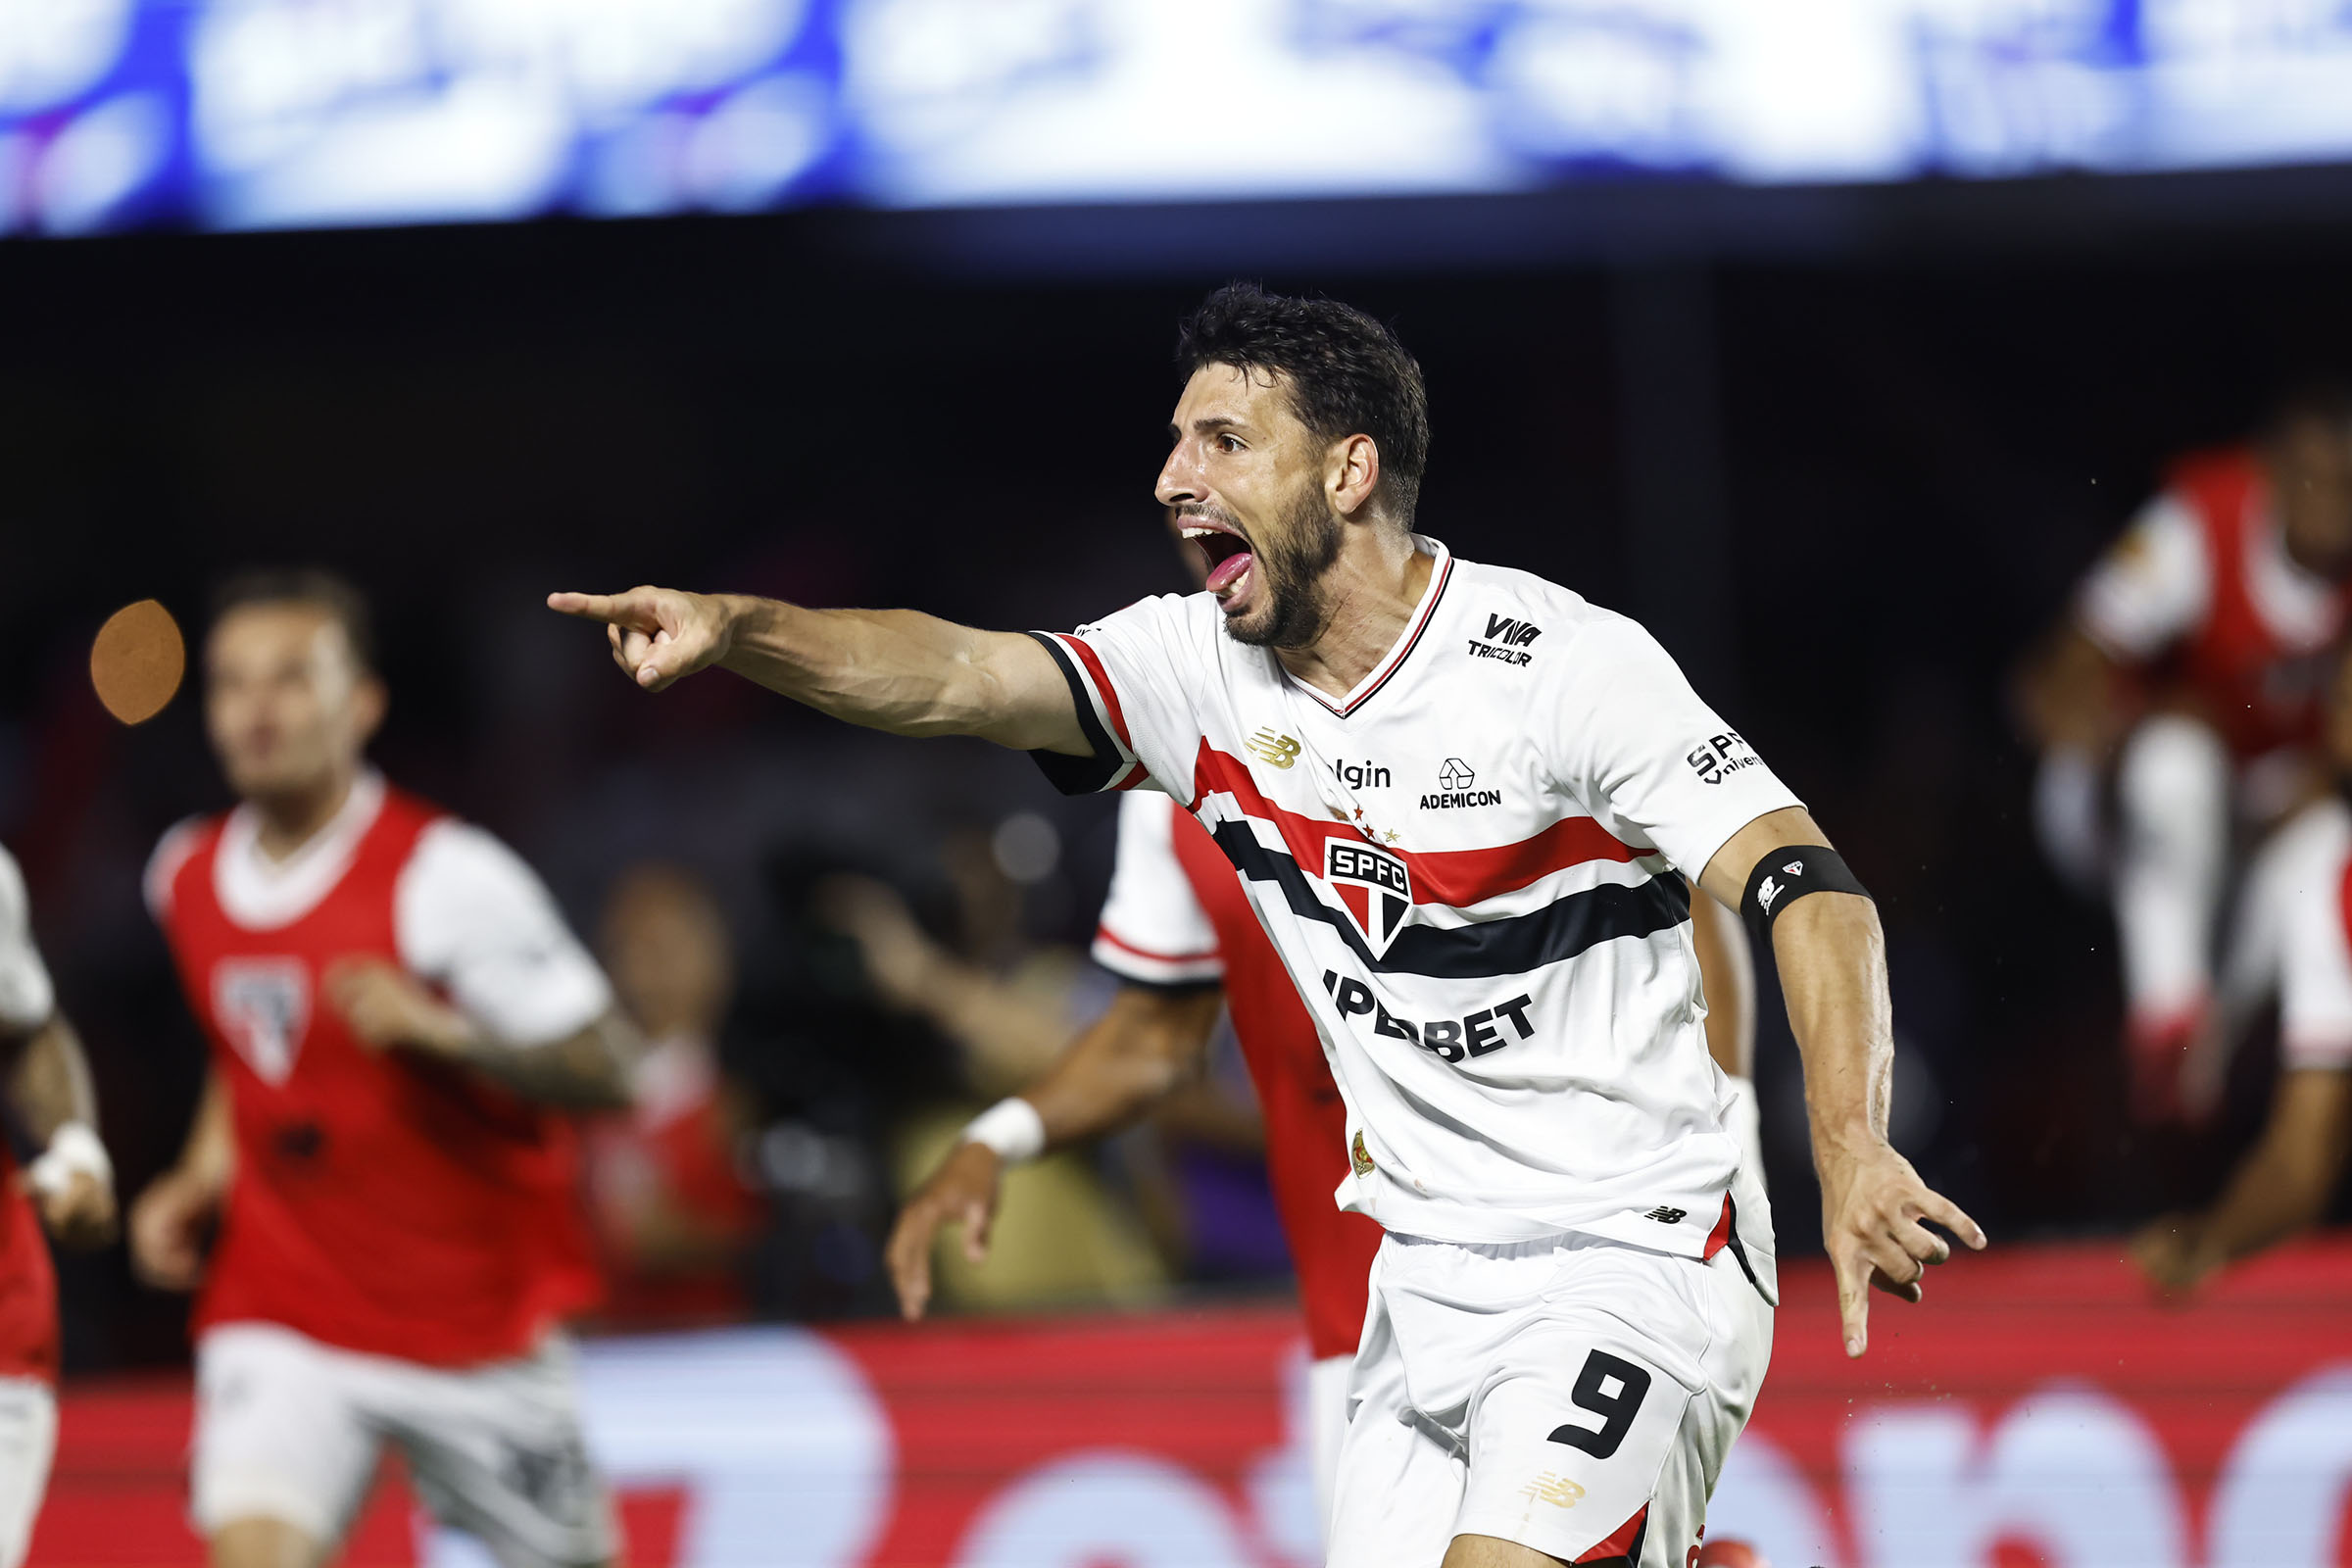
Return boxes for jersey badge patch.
[1350,1130,1375,1177]
[212,956,311,1085]
[1325,838,1412,956]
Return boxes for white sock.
[2113,715,2230,1025]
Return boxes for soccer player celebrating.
[2018,387,2352,1124]
[0,845,119,1568]
[132,571,640,1568]
[553,285,1981,1568]
[2132,639,2352,1295]
[887,726,1765,1543]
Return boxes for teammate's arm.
[129,1070,233,1291]
[0,849,116,1247]
[1699,807,1987,1358]
[2132,1068,2352,1295]
[886,983,1225,1320]
[323,958,641,1110]
[547,589,1093,756]
[1,1012,118,1248]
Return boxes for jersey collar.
[1283,536,1454,719]
[216,769,388,930]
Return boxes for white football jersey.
[2232,797,2352,1072]
[1033,539,1799,1255]
[1093,793,1224,987]
[0,844,55,1034]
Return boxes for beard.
[1224,484,1344,651]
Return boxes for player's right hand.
[546,586,735,693]
[128,1167,219,1292]
[885,1141,1004,1322]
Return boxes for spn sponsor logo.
[1687,731,1759,785]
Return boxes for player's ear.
[1328,432,1382,519]
[351,673,388,746]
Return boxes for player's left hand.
[23,1167,117,1250]
[1816,1138,1985,1358]
[2128,1212,2222,1298]
[324,957,472,1058]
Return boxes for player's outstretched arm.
[885,984,1223,1320]
[546,588,1093,756]
[2132,1067,2352,1296]
[1700,807,1986,1359]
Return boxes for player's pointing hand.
[547,586,736,692]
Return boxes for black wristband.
[1740,845,1871,948]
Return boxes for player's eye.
[1215,433,1243,453]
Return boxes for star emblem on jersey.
[1245,727,1301,769]
[1439,758,1475,790]
[1325,838,1413,956]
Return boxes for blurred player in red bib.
[132,571,642,1568]
[0,844,120,1567]
[2133,638,2352,1293]
[2022,388,2352,1123]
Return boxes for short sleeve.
[1093,793,1223,987]
[143,816,205,923]
[395,822,613,1047]
[1556,614,1803,879]
[0,845,54,1033]
[1028,594,1211,805]
[2279,851,2352,1072]
[2077,494,2210,662]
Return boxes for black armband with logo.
[1740,846,1871,948]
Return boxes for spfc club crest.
[1325,838,1412,956]
[212,957,311,1085]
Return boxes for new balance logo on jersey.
[1325,840,1412,955]
[1644,1206,1689,1224]
[1466,612,1542,666]
[213,957,310,1085]
[1246,728,1301,769]
[1322,970,1538,1064]
[1686,731,1758,785]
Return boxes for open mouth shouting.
[1181,514,1258,613]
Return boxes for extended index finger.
[547,590,654,628]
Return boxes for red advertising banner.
[28,1237,2352,1567]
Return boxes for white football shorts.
[0,1376,56,1568]
[193,1322,615,1568]
[1327,1230,1771,1567]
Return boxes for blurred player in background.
[0,848,119,1568]
[888,522,1770,1544]
[555,284,1975,1568]
[2132,637,2352,1294]
[2020,386,2352,1124]
[131,571,641,1568]
[586,862,764,1327]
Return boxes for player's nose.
[1154,444,1200,508]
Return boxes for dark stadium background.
[8,184,2352,1372]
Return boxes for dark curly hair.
[1175,283,1431,518]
